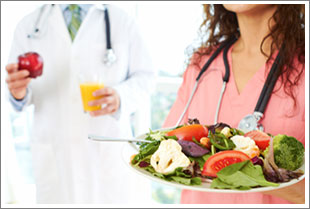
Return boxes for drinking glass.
[78,73,104,112]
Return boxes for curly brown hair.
[192,4,305,106]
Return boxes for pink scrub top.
[163,46,305,204]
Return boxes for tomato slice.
[244,130,271,150]
[166,124,208,142]
[202,150,250,177]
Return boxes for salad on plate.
[130,119,304,191]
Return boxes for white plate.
[122,131,305,193]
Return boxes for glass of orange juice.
[78,73,104,112]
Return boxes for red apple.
[18,52,43,78]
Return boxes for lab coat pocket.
[30,143,62,202]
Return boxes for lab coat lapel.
[72,5,97,44]
[49,5,72,45]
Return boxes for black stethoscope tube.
[222,36,238,82]
[196,36,237,82]
[104,7,112,50]
[254,49,282,113]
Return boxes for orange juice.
[80,82,104,112]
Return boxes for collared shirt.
[59,4,92,27]
[10,4,92,111]
[9,88,31,111]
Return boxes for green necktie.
[68,4,81,41]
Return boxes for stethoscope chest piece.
[103,49,117,67]
[238,112,264,133]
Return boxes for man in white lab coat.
[5,4,155,204]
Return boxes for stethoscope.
[27,4,116,67]
[176,35,283,133]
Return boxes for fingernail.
[88,101,93,106]
[92,92,97,96]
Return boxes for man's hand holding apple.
[6,63,32,100]
[6,52,43,100]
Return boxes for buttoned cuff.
[9,88,31,112]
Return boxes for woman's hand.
[6,63,31,100]
[88,87,120,117]
[262,178,305,204]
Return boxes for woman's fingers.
[261,178,305,203]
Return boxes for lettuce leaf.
[132,141,160,164]
[211,160,279,190]
[142,166,201,186]
[188,153,212,170]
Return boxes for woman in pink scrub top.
[163,4,305,204]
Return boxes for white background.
[1,1,309,207]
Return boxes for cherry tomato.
[166,124,208,142]
[244,130,271,150]
[202,150,250,177]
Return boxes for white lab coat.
[8,4,155,204]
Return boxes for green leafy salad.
[130,120,304,190]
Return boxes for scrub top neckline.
[228,44,268,96]
[226,44,270,107]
